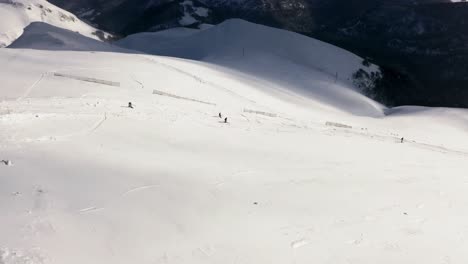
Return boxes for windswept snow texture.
[9,22,126,52]
[117,19,384,117]
[0,0,109,48]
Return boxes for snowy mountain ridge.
[0,0,111,47]
[46,0,468,108]
[117,19,383,116]
[8,22,126,52]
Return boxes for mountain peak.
[0,0,111,47]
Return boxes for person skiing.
[128,102,133,109]
[219,112,222,118]
[224,117,228,123]
[401,137,404,143]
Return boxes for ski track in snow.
[88,113,107,135]
[122,185,161,196]
[18,72,46,100]
[79,207,105,214]
[142,56,257,104]
[327,125,468,157]
[130,74,144,89]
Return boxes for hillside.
[2,42,468,264]
[117,19,384,116]
[0,0,110,47]
[2,5,468,264]
[49,0,468,108]
[9,22,126,52]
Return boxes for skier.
[401,137,404,143]
[128,102,133,109]
[224,117,228,123]
[219,112,222,118]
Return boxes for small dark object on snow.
[401,137,404,143]
[253,202,258,205]
[219,112,222,118]
[128,102,133,109]
[224,117,228,123]
[403,212,408,215]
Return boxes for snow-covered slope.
[0,0,110,48]
[2,13,468,264]
[2,44,468,264]
[118,19,384,117]
[8,22,125,52]
[117,19,378,80]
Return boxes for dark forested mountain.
[49,0,468,107]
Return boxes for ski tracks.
[76,184,160,215]
[18,72,47,101]
[130,74,144,89]
[122,184,160,196]
[88,112,107,135]
[142,56,255,103]
[45,112,108,141]
[79,206,105,214]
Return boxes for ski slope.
[2,17,468,264]
[118,19,384,117]
[0,0,110,48]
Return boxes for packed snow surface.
[2,17,468,264]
